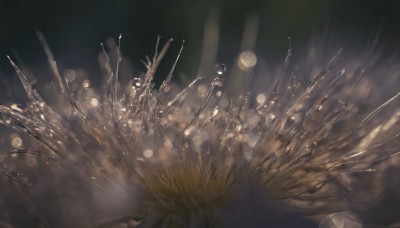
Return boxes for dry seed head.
[0,31,399,227]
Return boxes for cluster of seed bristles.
[0,33,399,227]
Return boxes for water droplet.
[64,69,76,82]
[269,113,276,121]
[256,93,266,104]
[184,126,194,136]
[269,97,278,105]
[132,77,142,88]
[82,80,90,88]
[238,51,257,70]
[143,149,154,158]
[10,104,23,112]
[213,109,219,116]
[90,98,99,107]
[215,63,226,75]
[10,134,22,148]
[214,79,224,87]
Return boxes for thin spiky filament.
[246,48,400,215]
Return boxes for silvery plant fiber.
[0,30,400,228]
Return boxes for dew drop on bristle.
[64,69,76,82]
[143,149,154,158]
[214,63,226,87]
[132,77,142,88]
[238,51,257,70]
[214,79,224,87]
[10,134,22,149]
[215,63,226,75]
[10,104,23,112]
[82,80,90,88]
[256,93,266,104]
[90,98,99,107]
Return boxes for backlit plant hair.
[0,27,400,227]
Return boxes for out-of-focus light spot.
[64,69,76,82]
[164,138,173,149]
[269,113,276,121]
[82,80,90,88]
[197,84,208,97]
[143,149,154,158]
[215,63,226,75]
[213,109,219,116]
[132,77,142,88]
[214,79,224,87]
[238,50,257,71]
[10,104,23,112]
[11,134,22,148]
[256,93,266,104]
[184,126,194,136]
[90,98,99,107]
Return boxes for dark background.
[1,0,400,82]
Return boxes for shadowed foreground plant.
[0,31,400,228]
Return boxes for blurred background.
[1,0,400,83]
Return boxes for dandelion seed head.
[0,32,399,227]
